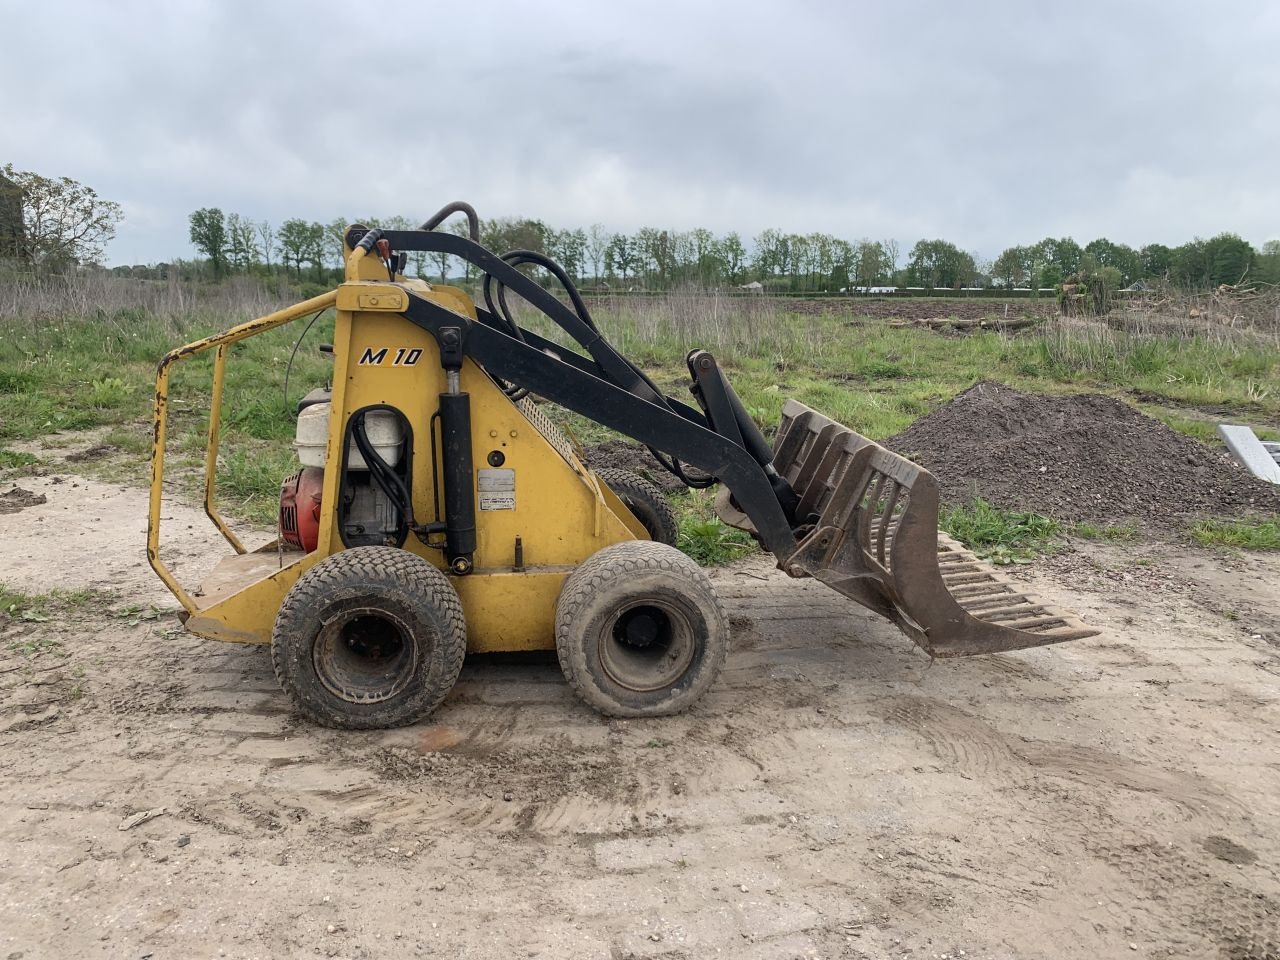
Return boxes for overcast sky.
[3,0,1277,265]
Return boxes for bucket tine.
[718,400,1098,657]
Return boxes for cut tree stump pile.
[885,314,1043,331]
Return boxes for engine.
[279,399,406,552]
[279,465,324,551]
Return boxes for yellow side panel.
[319,306,641,572]
[453,567,573,652]
[192,291,646,653]
[187,558,569,652]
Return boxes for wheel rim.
[598,599,697,693]
[313,606,418,704]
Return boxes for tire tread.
[555,541,728,717]
[594,468,680,546]
[271,546,466,729]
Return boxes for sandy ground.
[2,471,1279,960]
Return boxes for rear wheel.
[271,547,466,729]
[594,468,679,546]
[555,541,729,717]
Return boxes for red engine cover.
[279,467,324,552]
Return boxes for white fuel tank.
[294,402,403,470]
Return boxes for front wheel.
[555,541,729,717]
[271,547,467,729]
[594,468,680,546]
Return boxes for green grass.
[1189,518,1280,550]
[1151,413,1221,444]
[0,447,38,468]
[3,285,1279,531]
[7,634,64,657]
[88,376,136,409]
[217,445,299,524]
[101,426,153,456]
[1,584,115,647]
[939,498,1061,565]
[529,298,1280,445]
[1,583,112,615]
[673,488,756,565]
[3,583,57,622]
[1070,521,1138,542]
[109,603,164,626]
[0,300,335,522]
[678,517,755,565]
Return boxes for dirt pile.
[583,439,688,493]
[0,487,47,515]
[887,381,1280,525]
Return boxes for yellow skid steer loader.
[148,202,1095,728]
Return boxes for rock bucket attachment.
[717,399,1098,657]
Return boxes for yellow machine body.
[149,267,647,654]
[147,216,1090,721]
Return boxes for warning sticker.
[477,468,516,511]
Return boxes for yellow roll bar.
[147,291,338,612]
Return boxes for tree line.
[1,164,1276,293]
[182,206,1280,294]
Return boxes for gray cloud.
[3,0,1276,264]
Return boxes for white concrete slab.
[1218,423,1280,484]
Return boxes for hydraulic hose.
[420,201,480,241]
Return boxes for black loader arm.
[364,228,801,557]
[360,221,1101,662]
[399,291,798,555]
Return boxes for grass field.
[1,275,1277,551]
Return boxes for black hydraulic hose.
[371,220,733,491]
[495,280,521,337]
[484,248,597,345]
[378,228,624,380]
[499,250,599,333]
[354,228,383,253]
[351,415,414,531]
[482,270,528,343]
[420,201,480,241]
[353,426,407,518]
[486,248,717,487]
[480,273,531,400]
[282,308,329,417]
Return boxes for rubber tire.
[271,546,466,729]
[555,541,729,717]
[594,468,679,546]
